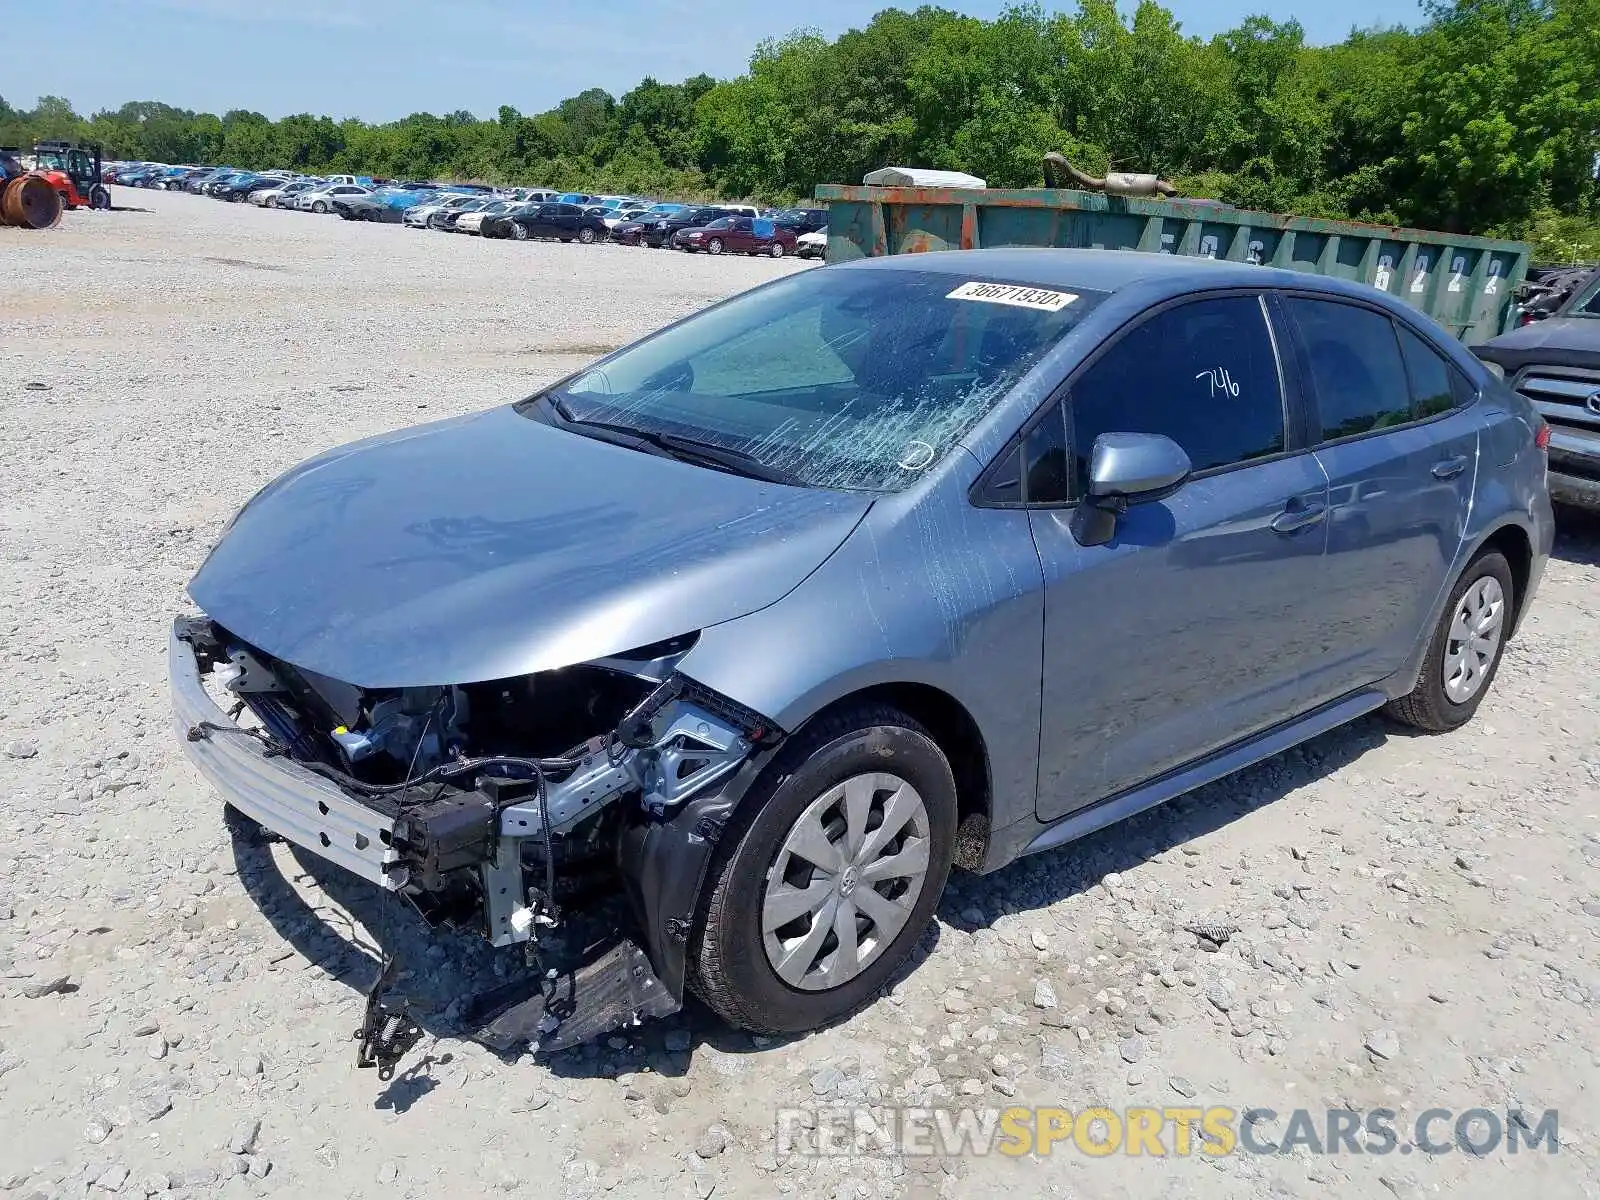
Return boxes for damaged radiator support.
[481,695,753,948]
[375,692,765,1057]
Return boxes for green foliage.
[1518,209,1600,262]
[2,0,1594,242]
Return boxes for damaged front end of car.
[170,613,781,1061]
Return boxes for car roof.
[833,247,1396,306]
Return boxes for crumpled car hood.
[189,405,870,687]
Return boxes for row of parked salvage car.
[108,160,829,258]
[400,193,827,259]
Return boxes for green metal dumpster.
[813,184,1531,345]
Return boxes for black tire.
[1384,550,1514,732]
[688,704,957,1034]
[578,226,596,244]
[91,186,112,210]
[312,200,327,213]
[512,223,529,241]
[707,237,724,255]
[769,241,786,258]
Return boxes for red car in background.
[672,215,798,258]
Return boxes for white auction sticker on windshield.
[946,281,1078,312]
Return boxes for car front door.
[1026,293,1330,821]
[1278,296,1480,706]
[525,204,558,237]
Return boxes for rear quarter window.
[1396,325,1461,419]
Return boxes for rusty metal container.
[1,174,64,229]
[814,184,1532,345]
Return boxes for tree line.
[3,0,1596,256]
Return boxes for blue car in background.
[334,184,440,222]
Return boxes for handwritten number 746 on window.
[1197,367,1240,398]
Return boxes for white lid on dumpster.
[863,166,987,189]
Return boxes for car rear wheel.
[707,237,724,255]
[1384,550,1513,732]
[689,704,956,1034]
[578,226,597,244]
[512,223,529,240]
[769,241,786,258]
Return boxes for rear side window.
[1065,296,1285,495]
[1288,298,1412,440]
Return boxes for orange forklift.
[32,140,112,210]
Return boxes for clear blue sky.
[10,0,1424,123]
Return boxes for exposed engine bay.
[176,616,780,1062]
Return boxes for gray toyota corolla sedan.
[172,248,1553,1052]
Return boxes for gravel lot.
[2,188,1598,1200]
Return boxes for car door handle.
[1270,500,1328,534]
[1431,455,1469,479]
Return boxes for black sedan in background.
[482,201,610,243]
[335,194,401,222]
[216,175,277,202]
[772,207,828,235]
[427,197,491,231]
[630,205,732,248]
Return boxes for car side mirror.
[1069,432,1191,547]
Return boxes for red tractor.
[31,140,112,210]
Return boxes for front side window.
[1287,298,1412,440]
[1574,274,1600,316]
[539,269,1104,492]
[1066,295,1286,496]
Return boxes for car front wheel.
[1385,550,1514,732]
[689,704,956,1034]
[312,200,327,213]
[512,223,529,240]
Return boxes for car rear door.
[1276,296,1479,707]
[1024,293,1330,821]
[727,217,754,251]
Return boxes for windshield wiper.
[654,432,805,486]
[546,397,805,486]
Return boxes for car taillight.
[1534,421,1551,451]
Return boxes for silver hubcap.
[762,772,930,992]
[1443,576,1505,703]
